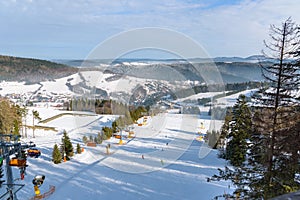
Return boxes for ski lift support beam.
[0,134,36,200]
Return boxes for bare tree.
[257,17,300,198]
[32,110,41,138]
[209,18,300,199]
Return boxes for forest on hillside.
[0,55,77,83]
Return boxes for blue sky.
[0,0,299,60]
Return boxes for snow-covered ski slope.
[2,107,233,200]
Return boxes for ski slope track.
[0,106,235,200]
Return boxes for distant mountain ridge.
[0,55,78,83]
[0,55,267,84]
[53,55,273,67]
[0,54,268,106]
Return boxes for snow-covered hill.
[0,69,196,106]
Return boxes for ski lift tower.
[0,134,36,200]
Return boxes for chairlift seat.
[9,158,26,167]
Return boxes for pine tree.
[102,126,113,139]
[209,95,252,199]
[89,135,93,142]
[96,132,103,144]
[60,143,65,160]
[76,143,82,154]
[82,135,88,143]
[217,108,232,156]
[225,94,252,167]
[52,144,62,164]
[62,130,74,160]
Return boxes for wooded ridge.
[0,55,78,83]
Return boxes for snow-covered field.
[1,106,233,200]
[216,89,258,107]
[175,91,225,103]
[0,81,41,96]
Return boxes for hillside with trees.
[0,55,77,83]
[0,98,22,134]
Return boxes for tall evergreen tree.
[209,95,252,199]
[61,130,74,160]
[226,94,252,167]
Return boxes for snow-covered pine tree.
[225,94,252,167]
[209,95,253,199]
